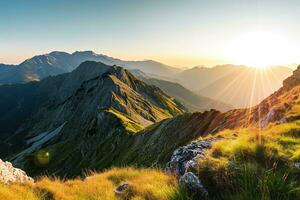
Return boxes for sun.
[227,30,297,68]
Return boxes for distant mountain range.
[0,51,232,112]
[0,51,293,108]
[177,65,292,107]
[0,51,180,84]
[134,74,233,112]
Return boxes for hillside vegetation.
[196,120,300,199]
[0,167,190,200]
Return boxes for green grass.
[197,120,300,199]
[209,163,300,200]
[105,107,145,133]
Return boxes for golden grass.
[197,120,300,199]
[0,183,39,200]
[0,167,180,200]
[201,120,300,170]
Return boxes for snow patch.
[12,122,66,162]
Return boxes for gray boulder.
[166,138,219,176]
[180,172,208,199]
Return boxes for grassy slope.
[180,84,300,199]
[5,112,300,200]
[24,111,219,178]
[196,120,300,199]
[0,167,190,200]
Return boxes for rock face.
[259,103,292,128]
[0,159,33,184]
[283,65,300,90]
[179,172,208,199]
[259,109,284,128]
[166,138,219,199]
[166,138,219,177]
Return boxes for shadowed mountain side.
[0,62,186,174]
[19,111,220,177]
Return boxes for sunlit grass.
[0,167,189,200]
[0,182,41,200]
[198,120,300,199]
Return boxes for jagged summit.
[283,65,300,90]
[0,61,185,176]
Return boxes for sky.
[1,0,300,68]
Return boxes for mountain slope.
[176,65,300,199]
[2,68,300,199]
[0,51,181,85]
[0,61,186,176]
[140,77,233,112]
[29,63,300,177]
[2,61,299,183]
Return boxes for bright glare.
[227,30,298,68]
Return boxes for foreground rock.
[166,138,220,176]
[166,138,219,199]
[180,172,208,199]
[114,182,130,195]
[0,159,33,184]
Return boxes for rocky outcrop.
[179,172,208,199]
[166,138,219,177]
[283,65,300,90]
[259,103,292,128]
[0,159,33,184]
[166,138,219,199]
[259,109,284,128]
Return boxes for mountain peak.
[282,65,300,90]
[72,50,97,56]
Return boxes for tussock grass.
[0,182,40,200]
[198,120,300,199]
[0,167,190,200]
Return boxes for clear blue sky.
[1,0,300,67]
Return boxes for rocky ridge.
[0,159,33,184]
[165,138,220,199]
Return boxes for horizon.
[2,0,300,68]
[1,49,298,70]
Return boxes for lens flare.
[34,150,50,166]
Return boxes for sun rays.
[226,30,298,68]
